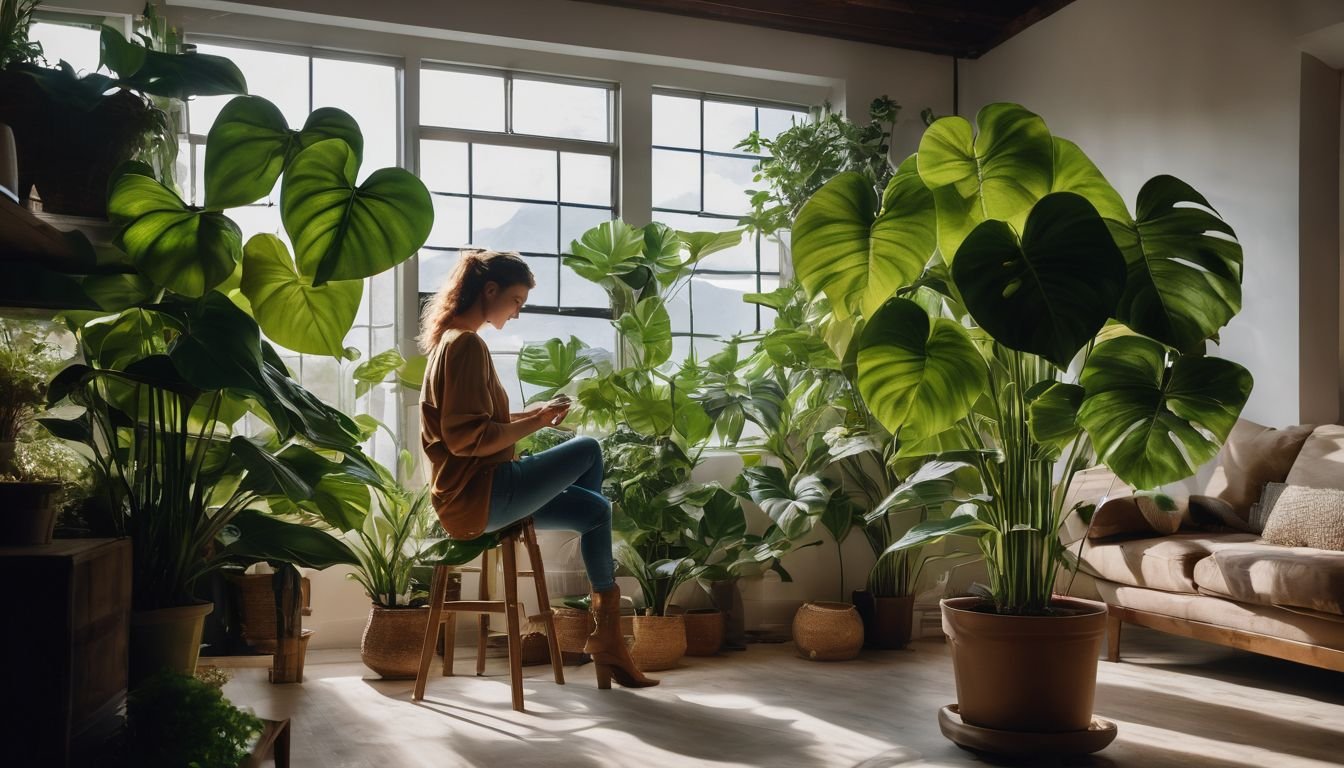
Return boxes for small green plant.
[0,319,68,477]
[344,477,438,608]
[0,0,42,69]
[113,669,262,768]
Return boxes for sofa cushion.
[1204,419,1314,519]
[1259,485,1344,551]
[1192,543,1344,616]
[1285,424,1344,490]
[1096,583,1344,648]
[1080,533,1258,594]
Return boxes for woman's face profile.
[482,281,531,330]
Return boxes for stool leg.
[413,566,447,701]
[476,548,490,677]
[523,522,565,685]
[501,533,525,712]
[443,610,456,676]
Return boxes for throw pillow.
[1247,481,1289,533]
[1203,419,1314,520]
[1183,494,1257,533]
[1260,485,1344,551]
[1087,492,1182,540]
[1284,424,1344,491]
[1059,467,1132,545]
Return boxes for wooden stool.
[412,518,565,711]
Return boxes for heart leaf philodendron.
[791,103,1253,614]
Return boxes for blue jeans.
[486,435,615,592]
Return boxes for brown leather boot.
[583,586,659,689]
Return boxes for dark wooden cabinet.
[0,538,131,767]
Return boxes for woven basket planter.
[631,614,686,671]
[682,609,724,656]
[793,601,864,661]
[361,605,429,679]
[553,607,594,662]
[229,573,311,653]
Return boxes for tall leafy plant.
[791,103,1251,615]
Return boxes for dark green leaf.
[108,174,242,297]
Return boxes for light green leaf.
[857,297,988,441]
[1026,381,1085,449]
[281,139,433,285]
[353,348,406,398]
[1051,137,1130,222]
[517,336,612,403]
[951,192,1126,368]
[565,219,645,284]
[918,103,1054,260]
[240,233,363,357]
[739,466,832,540]
[614,296,672,369]
[885,507,995,553]
[679,228,744,265]
[1078,335,1252,489]
[108,174,241,297]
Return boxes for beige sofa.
[1074,423,1344,672]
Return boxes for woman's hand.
[534,398,570,426]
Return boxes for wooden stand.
[0,539,131,767]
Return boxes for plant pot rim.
[634,613,685,622]
[369,602,427,610]
[803,600,857,612]
[941,595,1106,620]
[685,608,721,615]
[131,600,214,623]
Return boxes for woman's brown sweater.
[420,329,513,539]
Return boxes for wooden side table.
[241,718,291,768]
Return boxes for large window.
[651,91,805,360]
[417,65,617,402]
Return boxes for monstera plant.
[790,102,1250,740]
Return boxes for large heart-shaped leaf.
[1051,138,1130,223]
[565,219,645,284]
[613,296,672,369]
[952,192,1126,368]
[1078,335,1252,489]
[205,96,363,209]
[1109,175,1242,351]
[918,103,1054,260]
[679,229,744,265]
[1026,381,1085,451]
[857,297,988,441]
[109,173,242,297]
[222,509,357,569]
[739,465,832,540]
[517,336,612,403]
[281,139,433,285]
[240,233,363,357]
[791,158,934,319]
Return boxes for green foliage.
[738,98,900,236]
[112,669,262,768]
[0,0,42,68]
[793,102,1251,614]
[344,481,439,608]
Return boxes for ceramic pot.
[129,601,213,685]
[792,601,863,661]
[941,595,1108,733]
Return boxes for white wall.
[960,0,1344,428]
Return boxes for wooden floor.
[221,627,1344,767]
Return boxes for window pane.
[652,149,700,211]
[560,153,611,206]
[758,107,804,144]
[419,140,468,194]
[313,58,398,178]
[192,45,310,134]
[692,274,760,337]
[30,21,103,75]
[561,262,610,310]
[652,94,699,149]
[369,270,397,327]
[192,144,208,206]
[758,273,780,327]
[419,248,458,293]
[703,100,755,153]
[227,205,285,244]
[512,79,610,142]
[491,354,523,406]
[560,206,612,254]
[473,145,556,201]
[703,154,756,215]
[523,255,560,308]
[472,199,557,254]
[422,69,505,132]
[665,282,690,333]
[427,195,469,249]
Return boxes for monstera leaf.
[205,96,363,209]
[108,172,242,297]
[918,103,1054,259]
[239,234,363,357]
[951,192,1126,368]
[613,297,672,369]
[1078,335,1252,489]
[565,219,645,284]
[791,157,934,319]
[281,139,433,285]
[517,336,612,403]
[1026,381,1086,451]
[1050,138,1130,222]
[856,297,987,441]
[679,228,744,265]
[1109,175,1243,351]
[642,222,684,288]
[738,465,832,540]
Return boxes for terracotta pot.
[941,595,1108,733]
[630,614,686,671]
[873,595,915,649]
[361,605,430,679]
[129,602,213,685]
[792,601,864,661]
[709,578,746,650]
[0,481,61,546]
[682,609,724,656]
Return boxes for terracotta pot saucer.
[938,704,1117,756]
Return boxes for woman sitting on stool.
[419,248,657,690]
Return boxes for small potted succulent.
[0,319,69,545]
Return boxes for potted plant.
[0,319,70,544]
[108,668,263,768]
[0,5,246,217]
[792,103,1250,745]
